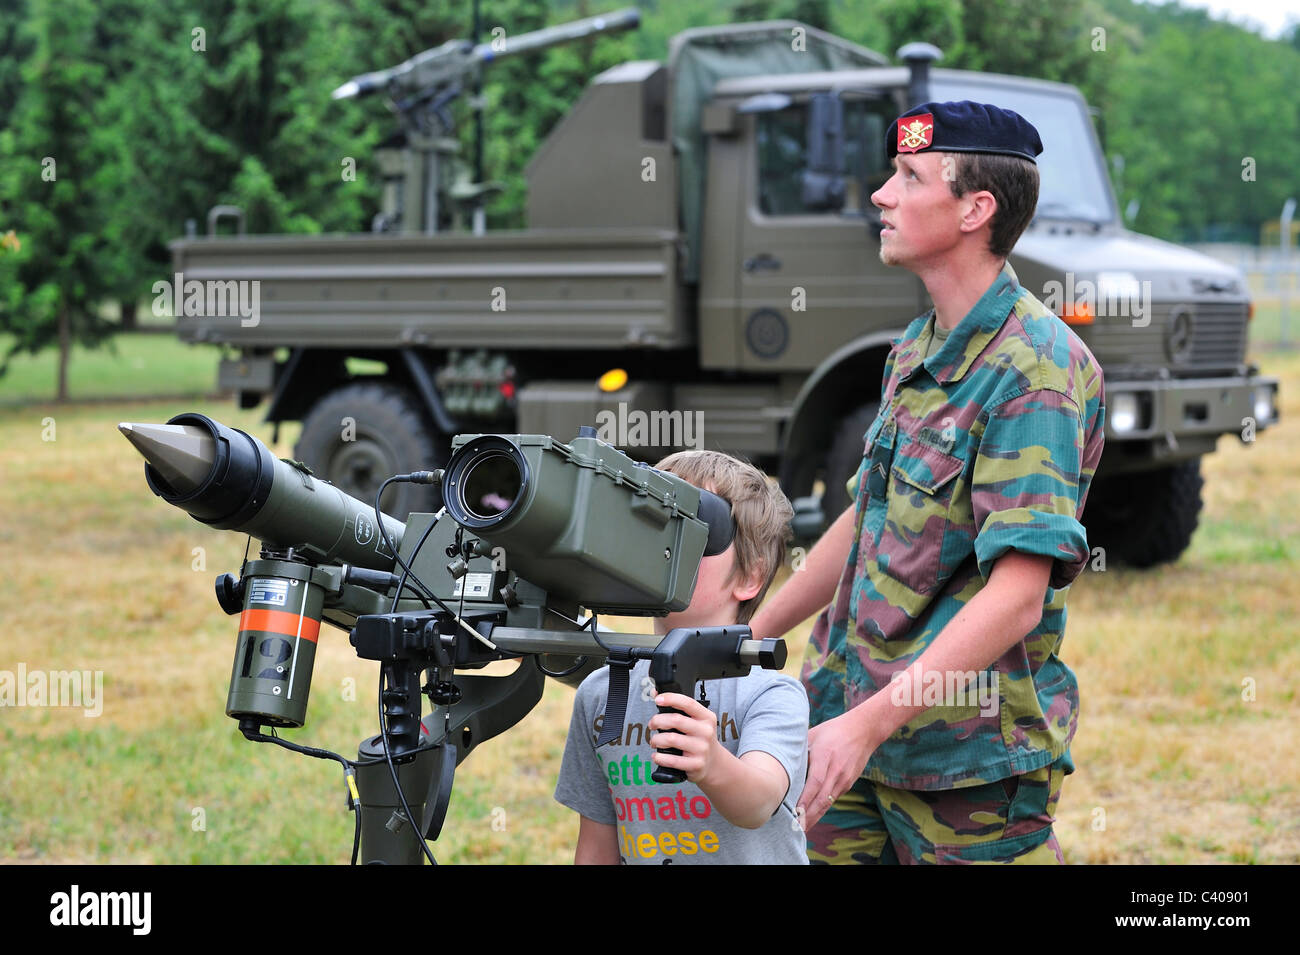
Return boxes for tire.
[294,381,444,521]
[1083,459,1205,568]
[821,402,880,530]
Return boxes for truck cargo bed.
[171,228,685,350]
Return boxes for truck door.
[732,95,919,372]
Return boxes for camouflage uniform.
[802,262,1105,864]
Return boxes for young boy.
[553,450,809,864]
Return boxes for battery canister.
[226,559,332,728]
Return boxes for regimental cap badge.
[896,113,934,154]
[886,101,1043,163]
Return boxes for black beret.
[886,101,1043,163]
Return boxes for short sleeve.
[553,674,618,825]
[971,389,1091,589]
[734,675,809,810]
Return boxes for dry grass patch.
[2,353,1297,863]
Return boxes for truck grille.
[1080,301,1247,376]
[1185,304,1248,368]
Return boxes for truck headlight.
[1254,385,1276,425]
[1111,393,1139,434]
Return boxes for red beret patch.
[897,113,934,154]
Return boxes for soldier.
[749,101,1106,863]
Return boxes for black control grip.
[651,701,688,784]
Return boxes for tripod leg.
[354,738,438,864]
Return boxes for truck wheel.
[294,381,443,520]
[1084,459,1205,568]
[821,402,879,530]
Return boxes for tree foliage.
[1,0,1298,389]
[0,0,117,397]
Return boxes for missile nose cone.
[119,421,217,494]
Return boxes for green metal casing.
[226,559,334,728]
[447,433,708,614]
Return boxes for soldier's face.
[870,152,963,270]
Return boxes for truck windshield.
[756,96,896,216]
[930,78,1116,224]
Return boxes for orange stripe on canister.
[238,607,321,644]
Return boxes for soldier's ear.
[958,190,997,235]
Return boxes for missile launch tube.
[127,413,405,571]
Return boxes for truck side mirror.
[801,92,845,211]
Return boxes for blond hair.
[653,450,793,624]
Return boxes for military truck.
[173,16,1279,567]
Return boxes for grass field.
[0,331,222,404]
[0,330,1297,864]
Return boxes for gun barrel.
[332,7,640,100]
[469,6,640,63]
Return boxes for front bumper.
[1102,372,1279,467]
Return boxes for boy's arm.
[747,503,855,640]
[649,692,789,830]
[554,675,623,860]
[574,815,621,865]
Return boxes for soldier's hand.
[798,711,879,829]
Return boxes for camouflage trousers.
[806,753,1073,864]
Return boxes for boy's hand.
[648,692,722,785]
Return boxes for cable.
[240,729,438,769]
[376,479,495,651]
[240,730,363,864]
[537,654,590,678]
[534,608,613,677]
[351,798,361,865]
[454,527,472,640]
[241,724,443,864]
[547,605,615,653]
[389,508,445,613]
[374,475,443,611]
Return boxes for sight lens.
[459,449,522,521]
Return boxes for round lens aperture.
[460,450,521,520]
[444,436,529,529]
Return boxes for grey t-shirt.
[554,659,809,865]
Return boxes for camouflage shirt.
[802,263,1106,790]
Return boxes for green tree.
[176,0,374,235]
[473,0,636,228]
[1105,14,1300,242]
[0,0,33,120]
[874,0,963,56]
[0,0,117,399]
[731,0,831,28]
